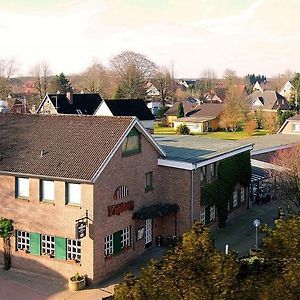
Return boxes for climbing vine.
[0,218,13,270]
[201,151,251,228]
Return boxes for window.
[210,206,216,222]
[122,129,141,155]
[16,230,30,252]
[121,226,131,248]
[145,172,153,192]
[200,206,206,224]
[67,239,81,261]
[228,199,231,211]
[233,191,238,207]
[40,180,54,201]
[104,234,113,256]
[113,186,129,200]
[16,177,29,198]
[41,235,55,256]
[200,166,206,183]
[240,187,245,202]
[293,123,300,132]
[210,163,217,177]
[66,183,81,205]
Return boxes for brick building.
[0,113,253,283]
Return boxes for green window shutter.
[55,236,67,260]
[205,207,210,224]
[113,230,122,255]
[29,233,41,255]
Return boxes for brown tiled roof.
[188,103,224,119]
[0,114,134,181]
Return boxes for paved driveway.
[213,201,278,256]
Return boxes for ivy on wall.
[201,151,251,228]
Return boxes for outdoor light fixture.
[252,219,261,250]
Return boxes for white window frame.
[16,230,30,252]
[121,226,131,248]
[145,219,152,244]
[40,180,54,201]
[41,234,55,256]
[200,206,206,224]
[66,183,81,205]
[293,123,300,132]
[241,187,245,202]
[104,234,113,256]
[210,206,216,222]
[67,239,81,261]
[16,177,29,198]
[210,163,216,177]
[233,191,238,207]
[200,166,206,182]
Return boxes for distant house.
[146,83,160,98]
[247,90,289,113]
[9,99,32,114]
[279,81,294,101]
[277,115,300,134]
[36,92,103,115]
[95,99,155,132]
[0,100,9,113]
[253,81,263,92]
[204,87,226,103]
[147,101,162,116]
[174,103,225,133]
[163,97,200,127]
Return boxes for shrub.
[176,124,190,135]
[244,119,257,135]
[157,106,169,118]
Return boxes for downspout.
[190,164,196,226]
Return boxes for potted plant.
[68,272,86,291]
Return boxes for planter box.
[68,276,86,291]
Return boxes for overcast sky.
[1,0,299,78]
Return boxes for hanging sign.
[75,220,87,239]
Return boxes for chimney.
[66,89,73,105]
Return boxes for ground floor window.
[16,230,30,252]
[233,191,238,207]
[210,206,216,222]
[200,206,206,224]
[67,239,81,261]
[241,187,245,202]
[41,235,55,256]
[104,234,114,256]
[121,226,131,248]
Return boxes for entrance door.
[145,219,152,247]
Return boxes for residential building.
[277,115,300,134]
[279,80,294,101]
[0,113,168,283]
[95,99,155,132]
[253,81,263,92]
[36,92,103,115]
[174,103,224,133]
[247,90,289,114]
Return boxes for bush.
[157,106,169,118]
[176,124,190,135]
[244,120,257,135]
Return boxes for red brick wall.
[0,175,94,280]
[92,133,160,283]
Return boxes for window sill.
[66,203,81,208]
[40,200,55,205]
[16,197,29,202]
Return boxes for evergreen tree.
[177,103,184,118]
[54,72,72,93]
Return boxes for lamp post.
[252,219,261,250]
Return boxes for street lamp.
[252,219,261,250]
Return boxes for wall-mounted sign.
[108,200,134,217]
[75,220,87,239]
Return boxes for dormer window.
[122,128,141,156]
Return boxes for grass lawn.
[154,122,269,139]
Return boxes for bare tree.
[195,68,217,101]
[270,146,300,214]
[77,61,115,98]
[152,68,174,105]
[0,58,18,99]
[110,51,157,99]
[30,61,52,101]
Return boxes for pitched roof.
[0,114,136,181]
[247,90,289,110]
[103,99,155,120]
[188,103,224,119]
[39,93,103,115]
